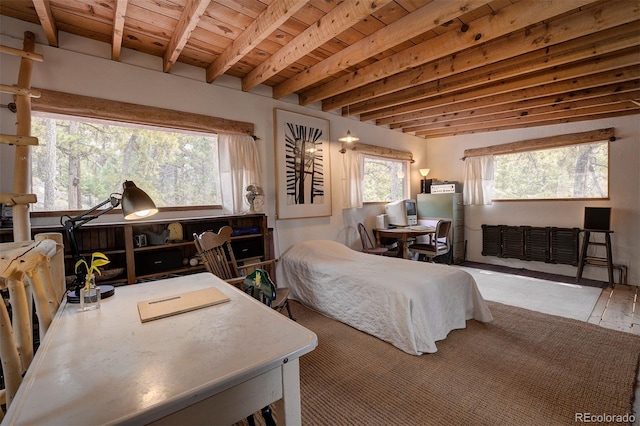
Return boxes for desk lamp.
[62,180,158,303]
[420,169,431,193]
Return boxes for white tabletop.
[4,273,317,425]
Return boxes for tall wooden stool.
[576,229,615,286]
[576,207,614,286]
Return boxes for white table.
[3,273,317,425]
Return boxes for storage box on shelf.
[0,214,269,287]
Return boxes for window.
[362,155,409,202]
[31,113,221,212]
[493,141,608,200]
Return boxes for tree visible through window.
[362,156,408,202]
[31,113,221,212]
[493,141,608,200]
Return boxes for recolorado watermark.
[575,412,635,423]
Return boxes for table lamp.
[420,168,432,193]
[61,180,158,302]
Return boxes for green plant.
[75,252,110,290]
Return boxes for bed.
[276,240,493,355]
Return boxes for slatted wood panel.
[550,227,581,266]
[501,226,526,260]
[481,224,502,257]
[482,225,580,266]
[525,227,550,263]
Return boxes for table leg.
[402,235,409,259]
[275,358,301,426]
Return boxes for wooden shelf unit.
[0,213,269,286]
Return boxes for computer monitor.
[385,199,417,227]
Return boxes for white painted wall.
[2,16,638,284]
[425,117,640,284]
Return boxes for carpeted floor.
[282,300,640,426]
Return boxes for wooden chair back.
[0,236,63,418]
[193,226,244,286]
[193,226,279,288]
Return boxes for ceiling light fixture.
[339,105,359,153]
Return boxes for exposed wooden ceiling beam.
[415,104,639,137]
[206,0,308,83]
[324,2,639,112]
[241,0,394,92]
[346,21,640,117]
[31,0,57,47]
[405,91,640,133]
[111,0,128,61]
[377,66,640,127]
[394,82,640,130]
[419,110,636,138]
[272,0,490,99]
[365,47,639,123]
[299,0,596,106]
[163,0,212,73]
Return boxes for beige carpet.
[285,300,640,426]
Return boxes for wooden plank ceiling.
[1,0,639,139]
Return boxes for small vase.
[79,274,101,311]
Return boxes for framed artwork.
[274,109,331,219]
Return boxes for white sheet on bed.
[276,240,493,355]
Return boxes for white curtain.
[218,133,262,214]
[342,149,363,209]
[463,155,495,205]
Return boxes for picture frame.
[274,109,331,219]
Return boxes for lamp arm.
[61,195,121,291]
[62,195,121,230]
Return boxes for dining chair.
[357,223,389,256]
[409,220,453,263]
[193,226,276,288]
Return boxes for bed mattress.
[276,240,493,355]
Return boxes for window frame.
[29,89,254,216]
[462,128,614,202]
[492,141,610,201]
[362,154,411,204]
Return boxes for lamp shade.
[338,130,359,143]
[121,181,158,220]
[419,168,431,177]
